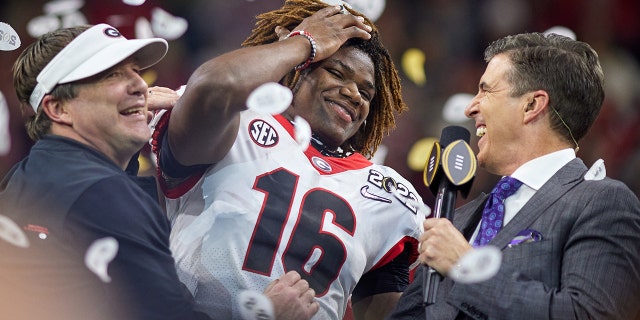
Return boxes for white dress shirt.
[469,148,576,243]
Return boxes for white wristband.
[237,290,275,320]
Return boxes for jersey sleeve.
[150,110,208,197]
[351,245,411,303]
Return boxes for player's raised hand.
[275,5,372,63]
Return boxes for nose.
[339,82,362,106]
[464,93,480,118]
[129,70,148,96]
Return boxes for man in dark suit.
[388,32,640,319]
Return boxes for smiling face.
[285,46,375,150]
[58,58,150,167]
[465,54,530,175]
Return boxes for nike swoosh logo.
[360,185,392,203]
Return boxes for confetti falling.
[449,245,502,284]
[293,115,311,151]
[0,91,10,155]
[0,215,30,248]
[402,48,426,86]
[0,22,21,51]
[85,237,119,283]
[584,159,606,181]
[442,93,474,124]
[246,82,293,115]
[151,7,188,41]
[407,137,437,171]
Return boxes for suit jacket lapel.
[453,193,488,240]
[489,158,588,249]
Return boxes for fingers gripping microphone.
[422,126,477,309]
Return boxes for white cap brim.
[29,24,168,112]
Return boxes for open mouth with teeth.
[120,108,144,116]
[476,127,487,137]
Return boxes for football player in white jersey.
[151,1,427,319]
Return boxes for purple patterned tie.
[473,176,523,247]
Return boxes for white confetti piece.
[544,26,576,40]
[321,0,347,6]
[584,158,606,181]
[293,115,311,151]
[135,17,154,39]
[370,144,388,165]
[0,22,21,51]
[85,237,119,283]
[44,0,84,15]
[0,215,29,248]
[442,93,474,124]
[123,0,146,6]
[175,85,187,96]
[27,15,60,38]
[237,290,274,320]
[0,91,10,155]
[449,245,502,284]
[343,0,386,21]
[151,7,188,41]
[246,82,293,115]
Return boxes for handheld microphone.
[422,125,476,308]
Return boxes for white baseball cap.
[29,23,168,112]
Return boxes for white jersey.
[154,110,426,319]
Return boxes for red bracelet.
[285,30,317,71]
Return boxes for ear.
[523,90,549,124]
[41,95,73,125]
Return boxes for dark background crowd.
[1,0,639,207]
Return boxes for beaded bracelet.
[285,30,317,71]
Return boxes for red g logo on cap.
[104,27,121,38]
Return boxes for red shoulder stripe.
[150,110,206,199]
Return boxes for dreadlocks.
[242,0,407,159]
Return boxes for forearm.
[189,37,310,109]
[167,37,310,166]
